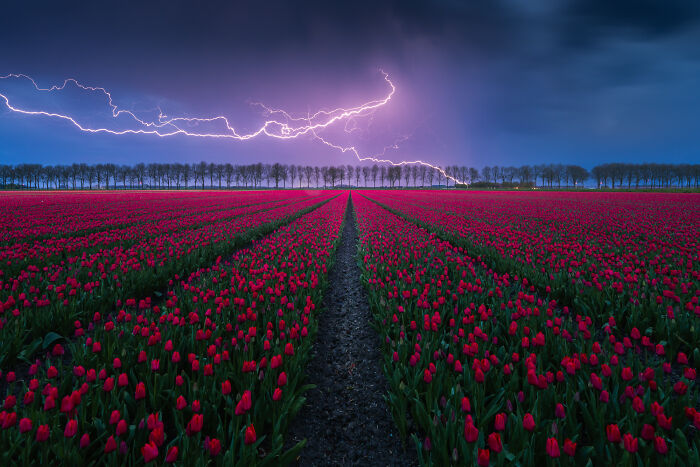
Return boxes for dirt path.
[287,194,416,466]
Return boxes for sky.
[1,0,699,169]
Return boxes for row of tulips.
[0,191,290,243]
[0,192,348,465]
[364,190,700,360]
[0,191,314,276]
[353,193,698,466]
[0,192,333,368]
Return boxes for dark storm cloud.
[1,0,698,167]
[563,0,700,39]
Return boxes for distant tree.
[362,166,370,187]
[338,165,345,187]
[371,164,379,188]
[296,165,303,188]
[321,166,329,188]
[289,165,298,188]
[304,166,313,188]
[481,166,491,185]
[425,167,434,186]
[314,166,320,188]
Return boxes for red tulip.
[284,342,294,355]
[235,391,252,415]
[555,403,566,419]
[186,414,203,436]
[487,432,502,453]
[464,420,479,442]
[36,424,50,442]
[477,448,490,467]
[623,433,638,453]
[244,424,257,445]
[3,395,16,410]
[165,446,179,463]
[654,436,668,454]
[563,438,576,456]
[135,382,146,400]
[19,417,32,433]
[606,424,621,443]
[141,441,159,463]
[103,377,114,392]
[209,438,221,456]
[116,419,127,436]
[546,437,560,457]
[621,367,633,381]
[176,395,187,410]
[64,419,78,438]
[105,436,117,454]
[117,373,128,387]
[641,423,655,441]
[523,413,535,432]
[494,413,506,431]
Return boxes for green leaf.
[42,331,65,350]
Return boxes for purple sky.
[1,0,699,169]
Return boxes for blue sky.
[1,0,698,169]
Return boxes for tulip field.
[0,189,698,465]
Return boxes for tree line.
[0,162,698,189]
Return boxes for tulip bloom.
[36,424,50,442]
[165,446,179,462]
[244,424,257,445]
[464,420,479,442]
[135,382,146,400]
[623,433,638,453]
[555,403,566,419]
[606,424,621,443]
[104,435,118,453]
[546,438,560,457]
[64,419,78,438]
[523,413,535,432]
[654,436,668,454]
[19,417,32,434]
[494,413,506,431]
[477,449,490,467]
[141,441,159,463]
[186,414,203,436]
[176,396,187,410]
[563,438,576,456]
[209,438,221,456]
[488,432,502,453]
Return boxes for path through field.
[287,195,416,466]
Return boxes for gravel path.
[287,194,417,466]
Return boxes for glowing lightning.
[0,71,464,184]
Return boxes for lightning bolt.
[0,71,464,184]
